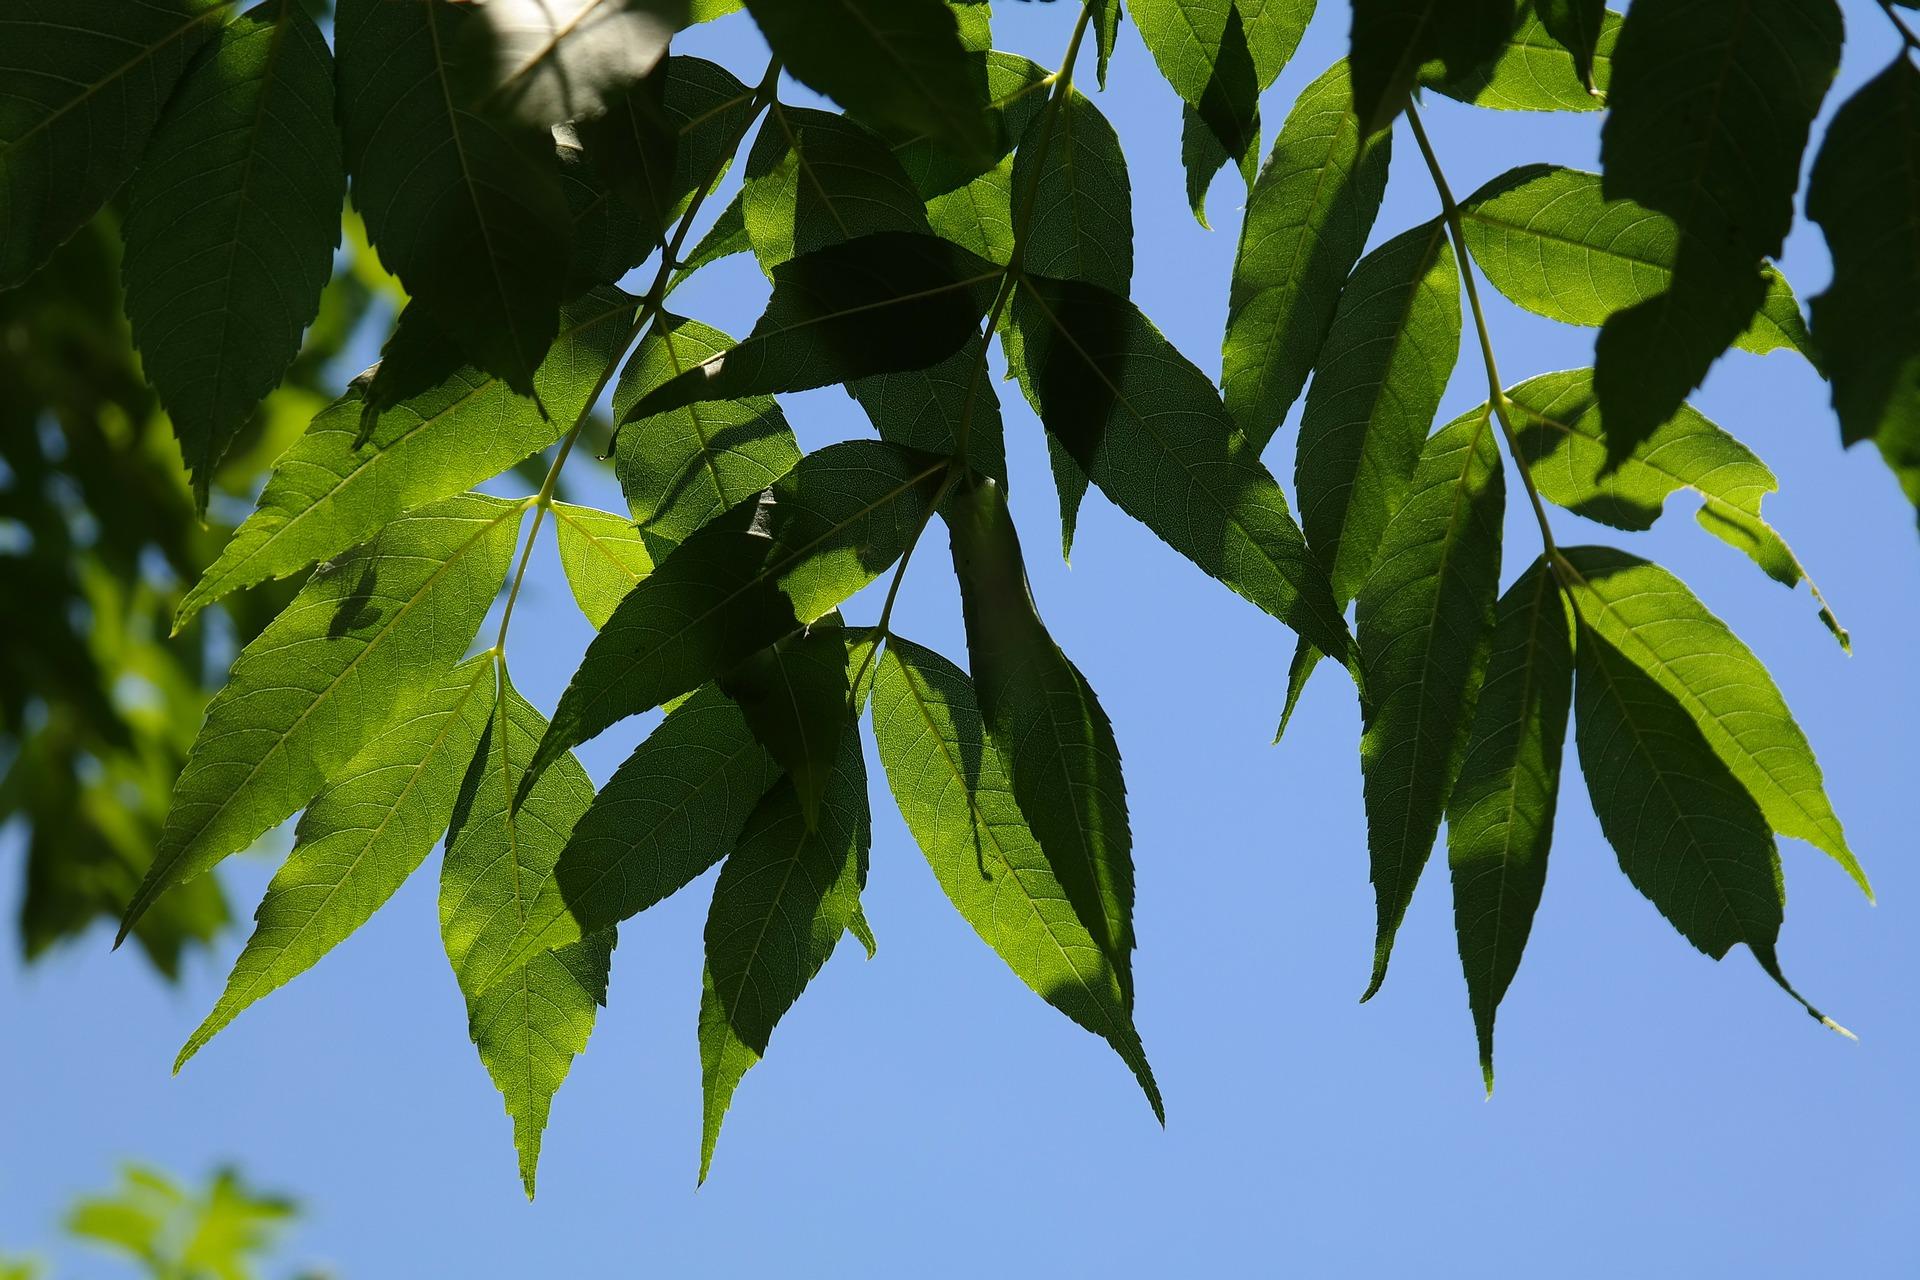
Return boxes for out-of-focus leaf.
[454,0,686,129]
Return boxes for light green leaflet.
[742,104,930,272]
[1504,369,1846,646]
[550,502,654,630]
[177,287,636,629]
[1222,59,1392,449]
[670,190,750,292]
[870,638,1162,1119]
[177,656,496,1071]
[1356,410,1505,999]
[698,733,868,1180]
[1445,559,1571,1093]
[1459,166,1817,364]
[120,0,342,505]
[611,314,801,559]
[1174,0,1317,223]
[484,687,780,989]
[1130,0,1269,186]
[1535,0,1607,92]
[1557,548,1870,899]
[122,493,527,941]
[441,675,614,1198]
[1423,4,1618,111]
[1346,0,1523,133]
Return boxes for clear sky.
[4,4,1915,1276]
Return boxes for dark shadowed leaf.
[742,104,929,273]
[1014,87,1132,295]
[718,619,856,827]
[1347,0,1521,133]
[1423,2,1615,109]
[853,335,1007,488]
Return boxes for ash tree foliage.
[0,0,1911,1192]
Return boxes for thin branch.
[1881,0,1920,53]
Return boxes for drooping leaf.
[698,733,868,1179]
[1009,273,1355,666]
[1557,547,1868,898]
[525,441,948,793]
[441,673,615,1197]
[1347,0,1522,133]
[177,287,636,629]
[1130,0,1267,190]
[1807,55,1920,523]
[741,0,995,165]
[550,501,655,629]
[870,638,1162,1118]
[1222,59,1392,449]
[0,0,225,289]
[1459,165,1818,364]
[452,0,686,129]
[1091,0,1122,88]
[1595,0,1841,455]
[122,493,527,941]
[742,104,930,273]
[1445,558,1571,1092]
[336,0,573,392]
[1272,636,1322,745]
[1355,409,1505,998]
[177,656,496,1071]
[121,0,343,506]
[1013,87,1133,296]
[611,313,801,559]
[852,335,1007,487]
[717,619,856,827]
[1422,2,1615,110]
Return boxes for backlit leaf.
[453,0,686,129]
[717,619,856,826]
[1423,2,1615,110]
[550,501,654,629]
[1347,0,1521,133]
[742,104,929,273]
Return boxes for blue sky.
[4,3,1916,1275]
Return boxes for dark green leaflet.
[1808,55,1920,524]
[451,0,683,129]
[550,502,655,629]
[896,53,1050,265]
[1129,0,1269,214]
[1423,2,1616,110]
[0,0,224,289]
[671,190,750,291]
[1445,559,1571,1092]
[1174,0,1318,222]
[698,733,869,1180]
[1356,411,1505,999]
[336,0,572,393]
[121,0,342,506]
[556,130,657,288]
[1595,0,1842,456]
[717,620,856,827]
[1534,0,1607,92]
[1222,59,1391,449]
[852,336,1008,489]
[870,638,1162,1118]
[742,104,930,272]
[1347,0,1522,133]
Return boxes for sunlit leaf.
[550,501,655,629]
[453,0,686,129]
[1423,2,1616,110]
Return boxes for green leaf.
[1296,219,1460,607]
[177,656,496,1071]
[1459,165,1818,364]
[525,440,947,793]
[176,287,636,629]
[1173,0,1317,220]
[1130,0,1265,177]
[1009,274,1355,667]
[670,189,750,291]
[1222,59,1392,449]
[1595,0,1841,454]
[1272,636,1322,745]
[871,637,1162,1118]
[1347,0,1522,133]
[742,0,994,165]
[698,732,868,1180]
[951,0,992,52]
[1505,369,1845,646]
[0,0,225,288]
[619,231,1002,423]
[121,0,343,507]
[611,313,801,559]
[556,128,657,287]
[948,478,1136,1003]
[1423,2,1616,110]
[743,104,930,273]
[894,52,1050,264]
[1355,409,1505,998]
[1808,55,1920,523]
[1445,558,1571,1092]
[336,0,573,392]
[852,335,1007,488]
[550,501,655,629]
[1014,87,1132,296]
[1091,0,1122,88]
[1558,548,1868,897]
[122,493,527,942]
[452,0,684,129]
[441,673,615,1197]
[717,619,856,827]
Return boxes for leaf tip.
[1820,1015,1859,1043]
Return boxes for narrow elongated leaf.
[1091,0,1122,87]
[1347,0,1522,133]
[1595,0,1841,453]
[671,190,750,291]
[525,441,947,794]
[177,287,636,629]
[123,493,527,941]
[620,232,1002,423]
[550,502,654,629]
[1808,56,1920,522]
[612,314,801,559]
[1131,0,1265,174]
[852,336,1007,488]
[871,638,1162,1118]
[742,105,929,273]
[1557,548,1868,897]
[178,656,496,1070]
[1534,0,1607,92]
[1356,410,1505,998]
[1423,3,1616,110]
[1459,166,1817,364]
[1009,274,1354,667]
[1177,0,1318,221]
[1445,559,1571,1092]
[453,0,685,128]
[1013,88,1132,296]
[717,620,855,826]
[698,734,868,1179]
[742,0,994,165]
[121,0,343,505]
[1296,220,1460,606]
[1222,60,1392,448]
[0,0,224,288]
[948,479,1135,1003]
[336,0,573,391]
[442,675,614,1197]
